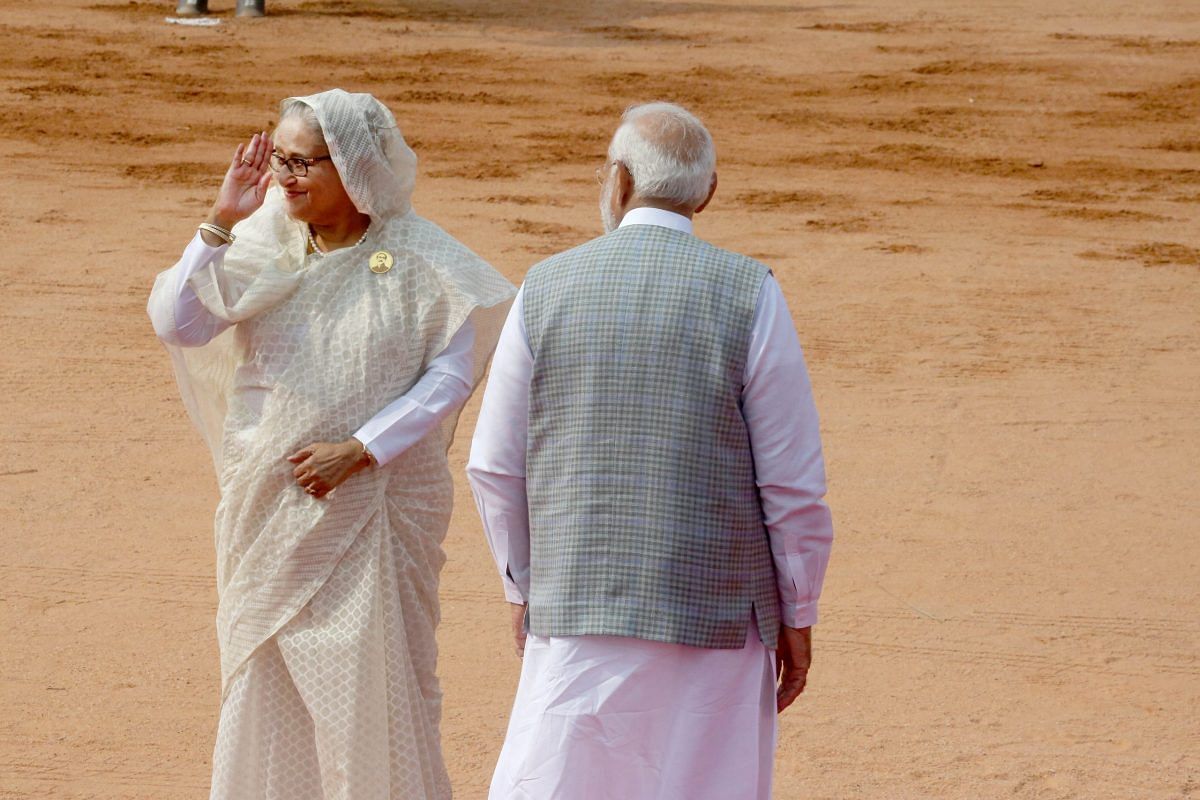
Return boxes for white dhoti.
[490,629,777,800]
[468,211,835,800]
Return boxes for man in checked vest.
[468,101,834,799]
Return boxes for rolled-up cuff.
[781,600,818,629]
[502,577,526,605]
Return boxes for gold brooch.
[369,250,394,274]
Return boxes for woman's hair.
[607,102,716,207]
[278,98,326,143]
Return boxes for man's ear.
[615,161,635,209]
[694,172,718,215]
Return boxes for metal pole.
[236,0,265,16]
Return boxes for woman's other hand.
[286,439,372,500]
[206,131,274,233]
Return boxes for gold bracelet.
[358,439,377,468]
[198,222,236,245]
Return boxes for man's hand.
[775,624,812,713]
[510,602,528,659]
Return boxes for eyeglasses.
[595,160,619,186]
[269,152,332,177]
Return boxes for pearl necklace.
[307,222,370,257]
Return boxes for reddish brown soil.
[2,1,1197,797]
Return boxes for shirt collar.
[618,207,694,235]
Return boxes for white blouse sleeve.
[147,232,234,347]
[351,317,477,467]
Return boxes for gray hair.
[278,98,326,143]
[607,102,716,207]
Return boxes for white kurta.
[467,208,834,800]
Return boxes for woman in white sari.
[147,89,515,799]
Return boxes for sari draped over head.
[152,90,515,799]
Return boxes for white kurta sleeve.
[147,232,234,347]
[743,274,834,629]
[351,318,476,467]
[466,288,532,604]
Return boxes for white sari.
[150,90,515,799]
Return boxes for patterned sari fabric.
[153,90,514,799]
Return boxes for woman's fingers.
[296,468,323,491]
[247,131,266,170]
[303,471,329,499]
[255,131,271,171]
[286,447,312,463]
[231,132,262,176]
[243,132,257,168]
[227,131,271,174]
[288,454,313,479]
[250,132,264,169]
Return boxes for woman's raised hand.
[208,131,274,230]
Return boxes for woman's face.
[272,115,359,225]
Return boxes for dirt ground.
[1,0,1197,797]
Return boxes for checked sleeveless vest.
[522,223,781,649]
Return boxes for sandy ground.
[1,0,1198,797]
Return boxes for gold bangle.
[199,222,234,242]
[358,439,377,468]
[198,222,236,244]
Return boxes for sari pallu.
[205,209,490,695]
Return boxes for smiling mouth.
[284,190,307,199]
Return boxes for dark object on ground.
[174,0,208,14]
